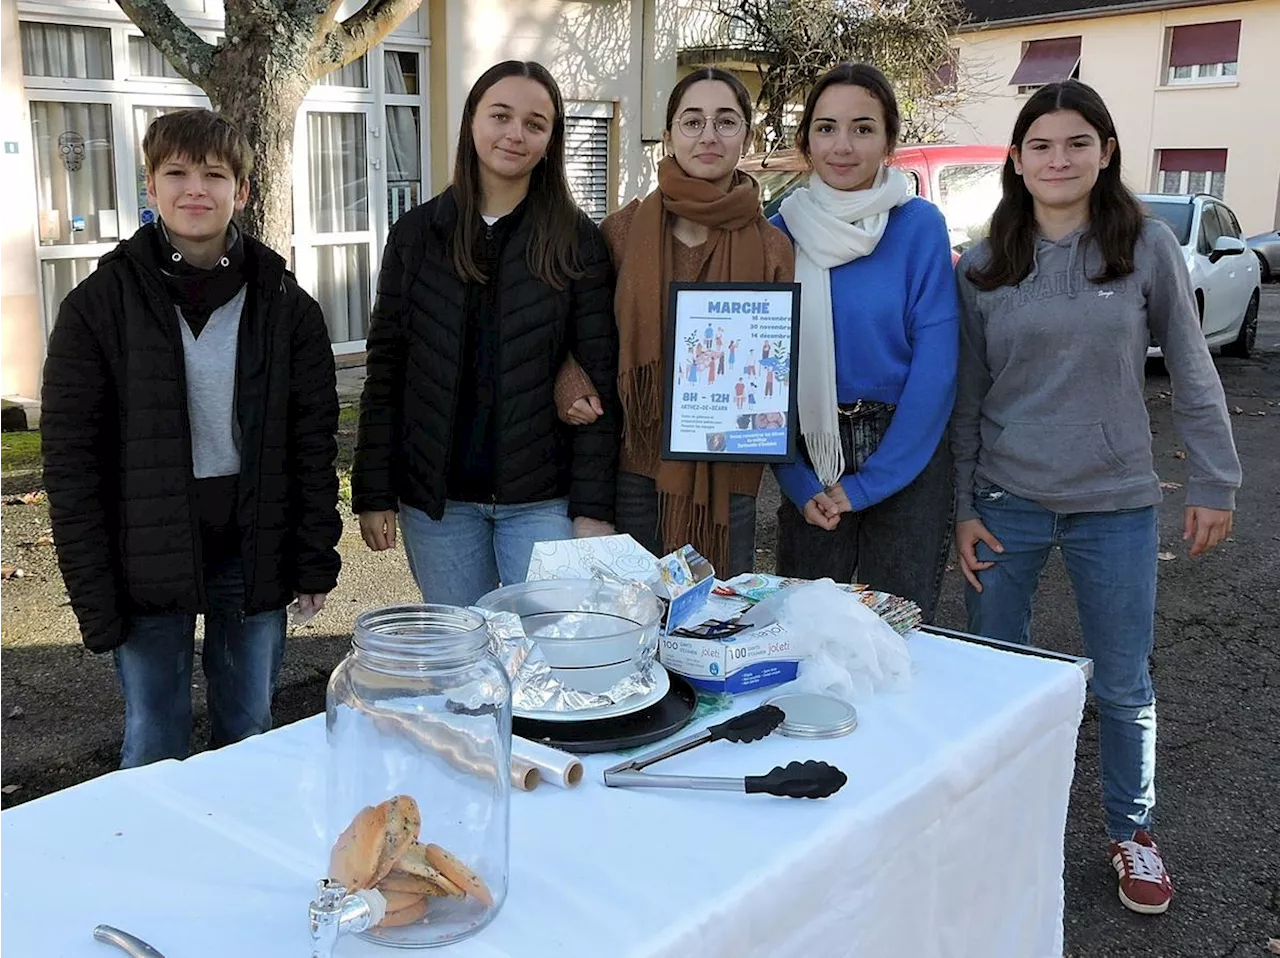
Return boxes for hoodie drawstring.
[1066,231,1082,299]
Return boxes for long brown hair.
[968,80,1145,291]
[450,60,584,290]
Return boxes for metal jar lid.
[764,693,858,739]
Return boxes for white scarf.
[779,165,912,488]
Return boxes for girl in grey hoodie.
[951,80,1240,917]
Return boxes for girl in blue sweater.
[772,63,959,621]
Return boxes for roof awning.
[1169,20,1240,68]
[1009,37,1081,86]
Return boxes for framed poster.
[661,281,802,463]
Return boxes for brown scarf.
[615,156,769,572]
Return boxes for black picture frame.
[660,281,803,464]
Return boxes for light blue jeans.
[399,498,573,607]
[114,557,287,769]
[965,484,1158,841]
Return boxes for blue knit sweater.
[771,197,960,511]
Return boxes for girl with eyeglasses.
[770,63,960,623]
[557,67,794,575]
[952,80,1240,914]
[352,61,620,606]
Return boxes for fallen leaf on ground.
[1158,552,1176,561]
[1250,410,1267,417]
[1173,450,1187,460]
[1229,405,1244,415]
[0,565,22,580]
[1159,481,1183,491]
[1,785,20,795]
[34,535,53,547]
[1267,938,1280,955]
[1,491,45,506]
[7,705,24,719]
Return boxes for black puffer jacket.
[41,225,342,653]
[352,189,620,521]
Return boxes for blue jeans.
[399,498,573,606]
[966,485,1158,841]
[113,557,287,769]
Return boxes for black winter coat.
[41,225,342,653]
[352,189,620,521]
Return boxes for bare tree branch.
[712,0,976,147]
[113,0,215,84]
[312,0,423,77]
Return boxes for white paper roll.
[512,736,584,789]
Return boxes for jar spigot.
[308,879,386,958]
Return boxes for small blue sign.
[3,142,18,155]
[140,208,156,225]
[70,216,86,232]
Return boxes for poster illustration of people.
[663,282,801,463]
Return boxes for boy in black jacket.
[41,109,341,768]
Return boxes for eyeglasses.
[676,113,744,139]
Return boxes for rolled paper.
[511,756,541,792]
[512,736,584,789]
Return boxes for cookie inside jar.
[329,794,496,940]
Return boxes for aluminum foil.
[469,576,660,714]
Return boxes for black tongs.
[602,704,847,799]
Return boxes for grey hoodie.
[951,217,1240,522]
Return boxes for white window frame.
[292,100,378,355]
[1166,60,1238,85]
[1156,168,1227,199]
[379,43,431,228]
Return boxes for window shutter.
[1009,37,1082,86]
[1158,148,1227,173]
[1168,21,1240,68]
[565,115,610,222]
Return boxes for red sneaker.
[1108,830,1173,914]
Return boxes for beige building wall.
[947,0,1280,234]
[1,0,42,400]
[434,0,676,207]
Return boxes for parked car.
[740,144,1009,262]
[1138,194,1261,359]
[1247,230,1280,283]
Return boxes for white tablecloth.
[0,632,1085,958]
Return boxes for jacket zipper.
[490,222,502,509]
[240,281,276,614]
[161,290,209,612]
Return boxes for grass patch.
[337,402,357,508]
[1,430,42,474]
[0,405,358,502]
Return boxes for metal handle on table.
[92,925,167,958]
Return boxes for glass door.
[294,104,377,350]
[30,93,119,335]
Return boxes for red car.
[741,143,1009,263]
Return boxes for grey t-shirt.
[951,217,1240,520]
[180,286,246,479]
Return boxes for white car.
[1138,193,1261,358]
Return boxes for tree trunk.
[204,35,311,257]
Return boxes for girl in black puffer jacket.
[352,60,620,605]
